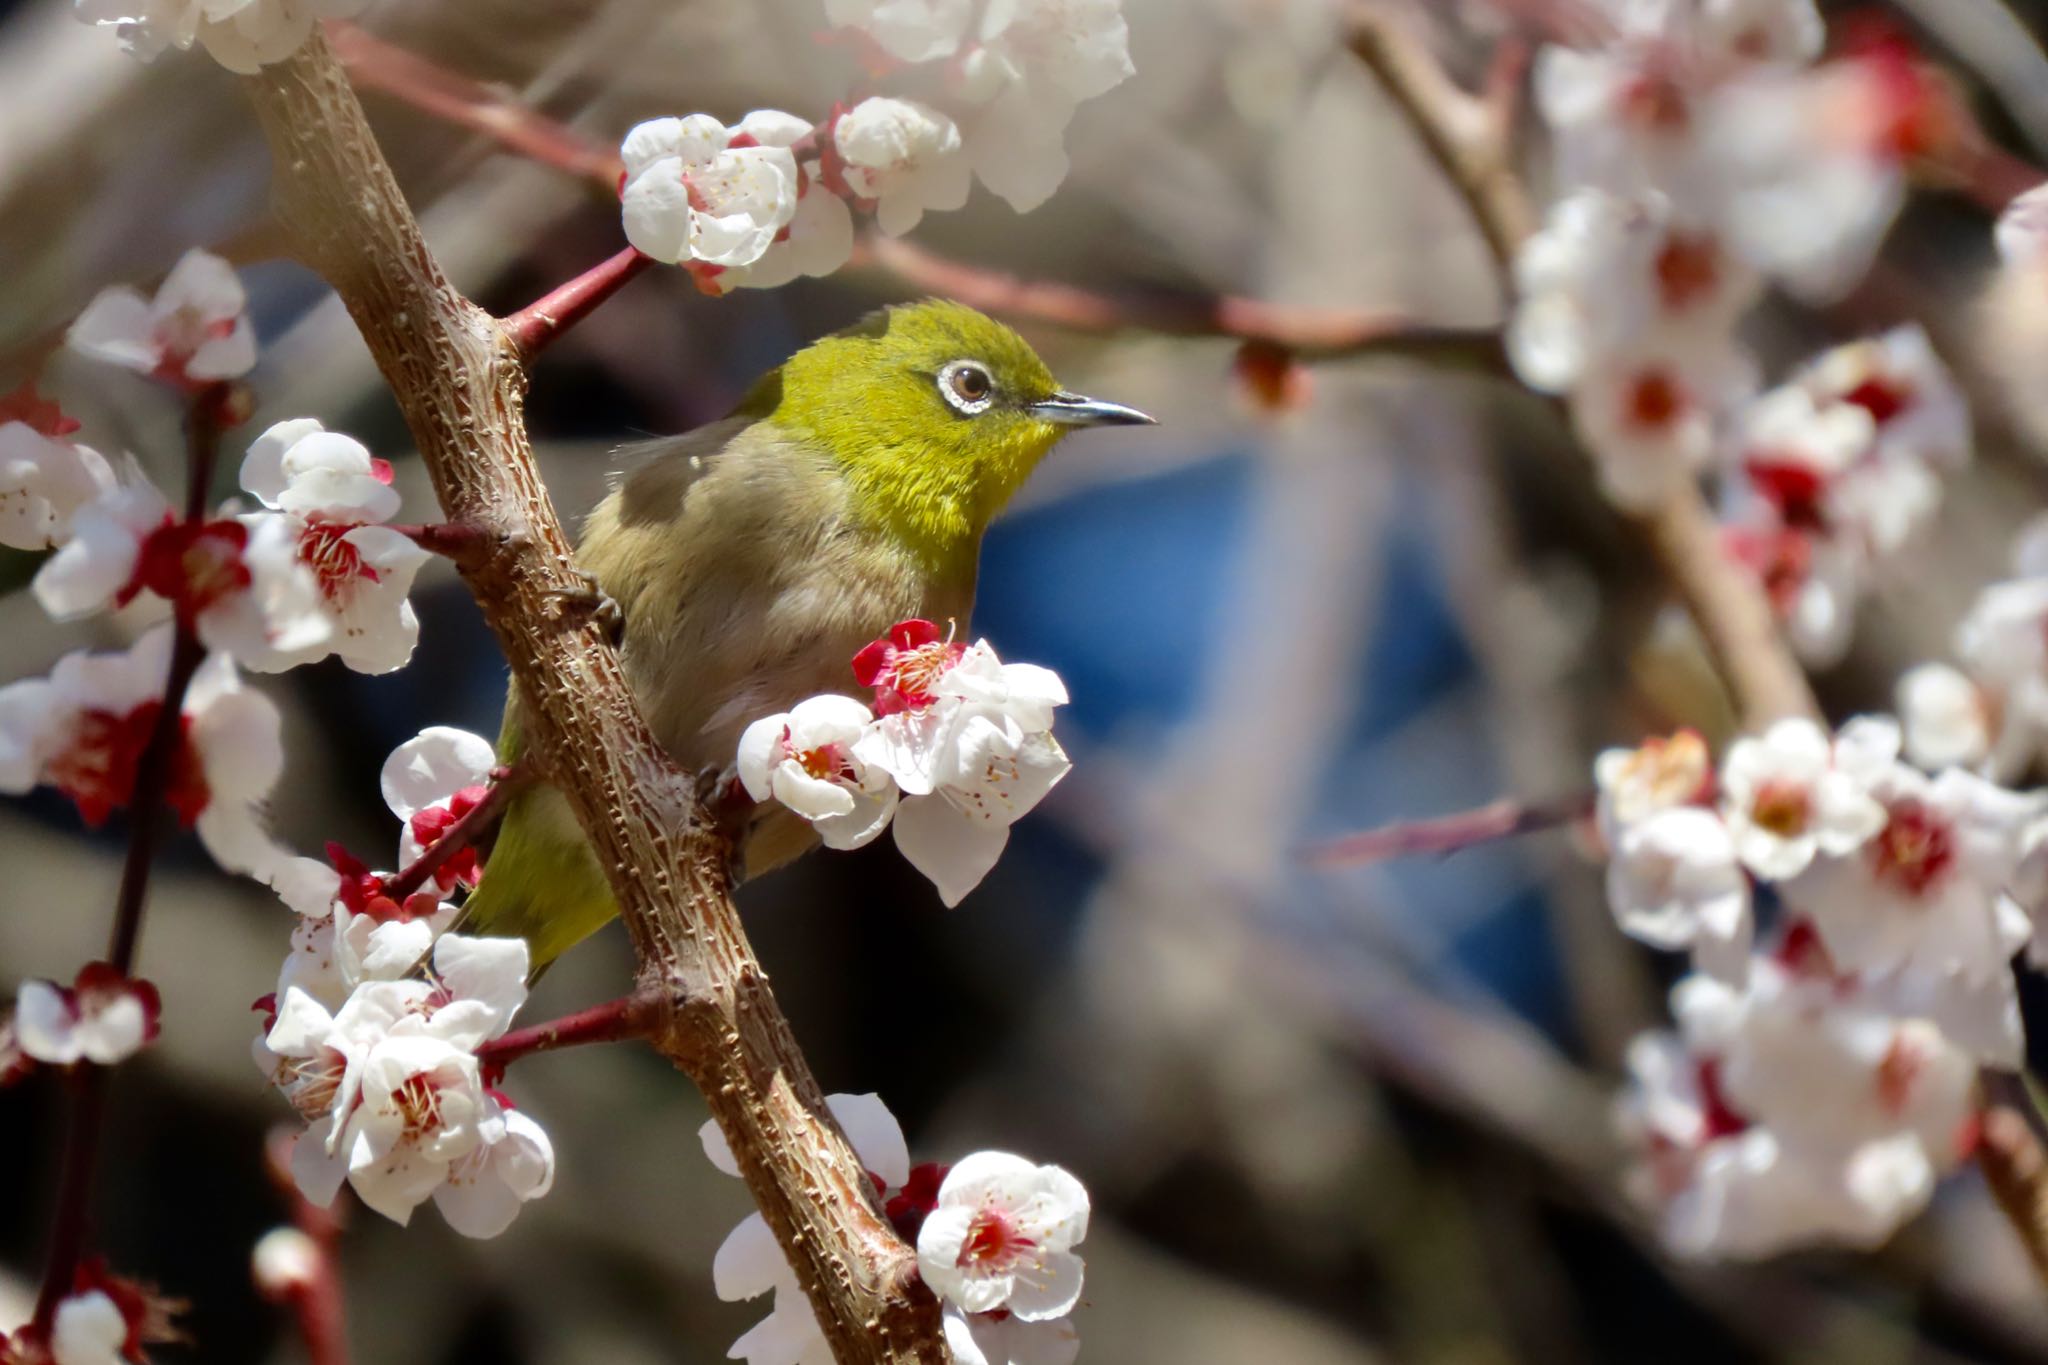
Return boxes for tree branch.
[380,761,528,903]
[502,246,655,360]
[242,33,946,1363]
[474,990,668,1078]
[1343,1,1819,727]
[329,19,1498,371]
[1306,792,1592,867]
[1975,1107,2048,1287]
[857,235,1508,365]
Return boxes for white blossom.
[0,421,116,552]
[943,1308,1080,1365]
[1510,190,1759,394]
[251,1226,321,1299]
[947,0,1133,211]
[74,0,369,72]
[738,695,899,851]
[917,1152,1089,1319]
[1796,324,1970,471]
[834,98,970,237]
[1701,61,1908,301]
[1717,717,1885,881]
[33,470,332,671]
[0,625,308,889]
[49,1289,130,1365]
[1896,663,1990,773]
[825,0,971,62]
[1569,341,1754,510]
[66,247,256,383]
[1782,740,2037,1061]
[1619,952,1978,1260]
[236,419,431,674]
[1606,806,1752,981]
[381,725,497,891]
[14,965,159,1067]
[1594,728,1712,844]
[277,934,549,1234]
[620,114,802,269]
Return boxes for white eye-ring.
[938,359,996,415]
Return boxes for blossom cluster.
[738,619,1072,906]
[1896,514,2048,781]
[1515,0,1971,662]
[1596,716,2048,1255]
[73,0,368,73]
[619,0,1134,291]
[234,721,566,1238]
[1,247,517,1304]
[704,1093,1087,1365]
[0,253,429,926]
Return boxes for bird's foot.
[543,569,625,646]
[697,763,756,885]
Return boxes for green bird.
[462,299,1153,969]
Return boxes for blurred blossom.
[66,248,256,387]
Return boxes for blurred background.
[8,0,2048,1359]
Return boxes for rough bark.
[243,32,947,1362]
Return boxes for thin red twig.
[381,762,530,902]
[261,1131,351,1365]
[857,235,1507,364]
[32,388,224,1330]
[391,519,497,566]
[1307,792,1593,868]
[503,246,656,359]
[329,19,1500,367]
[474,990,669,1079]
[327,21,621,185]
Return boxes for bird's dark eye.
[938,359,996,415]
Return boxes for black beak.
[1029,391,1157,427]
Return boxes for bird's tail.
[460,781,620,974]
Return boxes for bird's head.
[745,299,1152,572]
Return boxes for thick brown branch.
[1344,2,1818,726]
[1976,1107,2048,1287]
[243,33,945,1363]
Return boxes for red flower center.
[1748,778,1812,839]
[46,703,208,828]
[117,516,251,617]
[1840,376,1913,427]
[1874,1035,1924,1116]
[1621,72,1691,131]
[407,785,489,889]
[959,1207,1036,1272]
[151,308,237,387]
[298,521,380,603]
[853,619,966,715]
[1626,370,1686,432]
[1743,458,1830,533]
[1654,233,1721,314]
[1695,1059,1751,1140]
[1870,798,1955,897]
